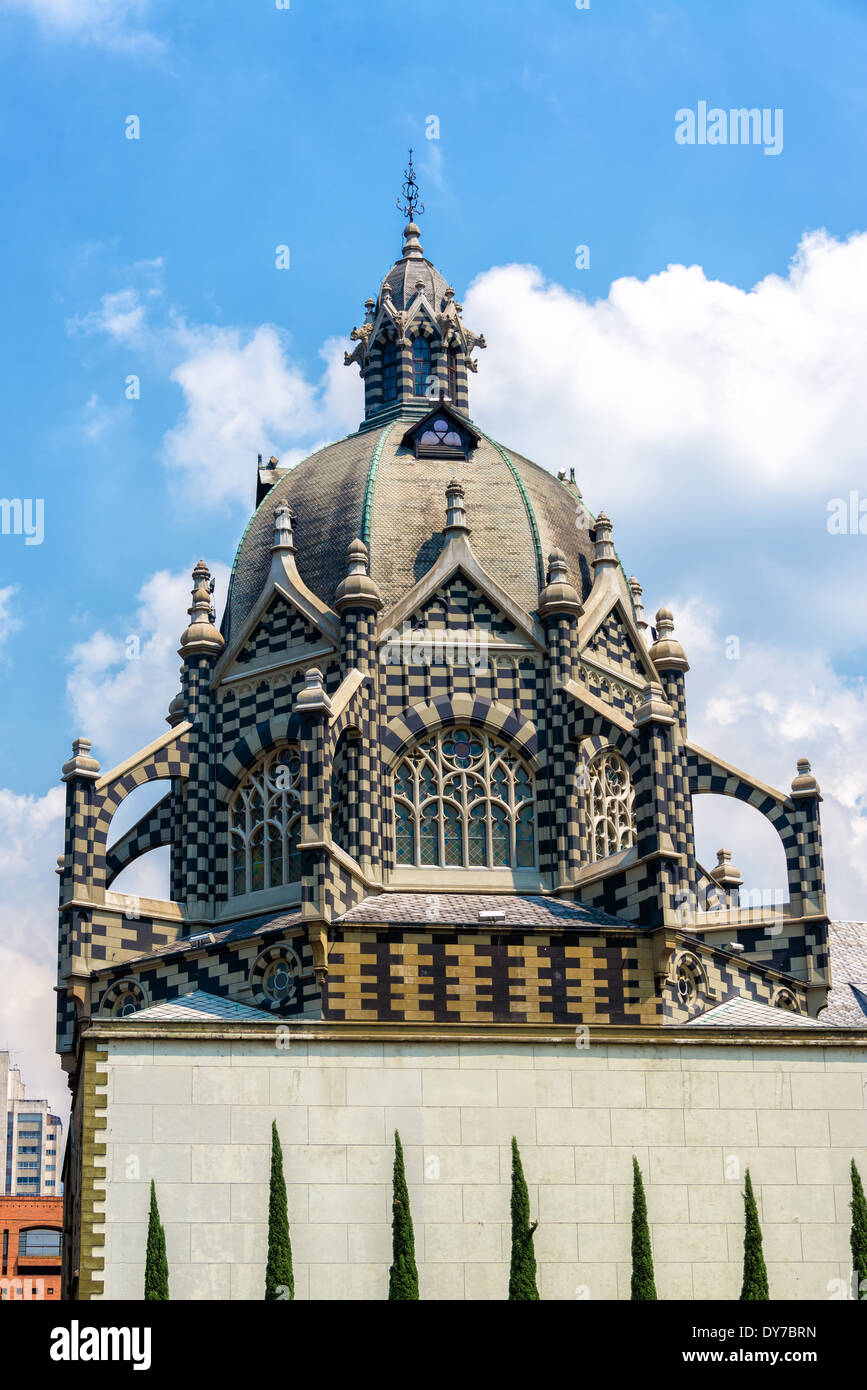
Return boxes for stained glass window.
[229,745,303,896]
[392,727,536,869]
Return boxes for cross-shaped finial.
[397,147,425,220]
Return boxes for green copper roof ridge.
[480,431,545,593]
[360,419,400,546]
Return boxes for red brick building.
[0,1195,62,1299]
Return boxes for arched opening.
[412,335,431,396]
[391,725,536,870]
[692,794,790,908]
[381,340,399,402]
[228,744,302,899]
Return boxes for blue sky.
[1,0,866,1112]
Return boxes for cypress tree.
[739,1168,769,1300]
[388,1130,419,1299]
[265,1120,294,1300]
[144,1180,169,1300]
[508,1136,539,1300]
[850,1159,867,1300]
[630,1156,657,1300]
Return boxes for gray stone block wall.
[93,1034,867,1301]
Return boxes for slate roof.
[119,991,275,1023]
[335,892,631,930]
[223,415,599,641]
[93,910,303,973]
[687,998,826,1029]
[818,921,867,1027]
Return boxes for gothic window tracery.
[587,749,637,862]
[229,745,302,897]
[392,727,536,869]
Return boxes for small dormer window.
[420,416,463,449]
[412,336,431,396]
[401,400,481,460]
[382,341,399,402]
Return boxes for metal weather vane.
[397,147,425,221]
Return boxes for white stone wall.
[95,1035,867,1300]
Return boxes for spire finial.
[397,147,424,221]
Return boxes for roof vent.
[186,931,214,947]
[478,909,506,924]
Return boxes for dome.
[380,251,453,315]
[223,414,599,642]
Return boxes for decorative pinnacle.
[271,502,296,554]
[629,576,649,634]
[179,560,224,657]
[61,736,100,782]
[444,479,470,536]
[397,147,425,222]
[538,548,582,620]
[591,511,618,572]
[710,847,743,893]
[335,538,383,613]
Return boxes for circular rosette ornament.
[250,944,303,1012]
[100,977,148,1018]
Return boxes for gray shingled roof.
[223,415,596,641]
[818,921,867,1027]
[121,991,275,1023]
[687,998,826,1029]
[336,892,630,930]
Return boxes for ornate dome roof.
[223,415,599,642]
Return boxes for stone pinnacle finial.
[591,511,618,572]
[294,665,333,716]
[710,847,743,893]
[61,737,100,782]
[179,560,224,658]
[791,757,821,799]
[271,502,296,554]
[335,538,383,613]
[649,606,689,672]
[444,479,470,536]
[629,576,649,634]
[538,548,582,619]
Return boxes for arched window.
[412,336,431,396]
[588,749,636,862]
[392,727,536,869]
[229,745,302,897]
[381,340,399,402]
[447,346,459,400]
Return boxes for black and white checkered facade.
[56,222,835,1071]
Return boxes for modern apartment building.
[1,1052,63,1197]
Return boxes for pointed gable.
[410,572,520,640]
[584,606,647,680]
[235,593,324,666]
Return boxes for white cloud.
[465,229,867,510]
[162,324,324,506]
[0,586,21,646]
[69,287,150,347]
[0,0,161,52]
[66,559,230,772]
